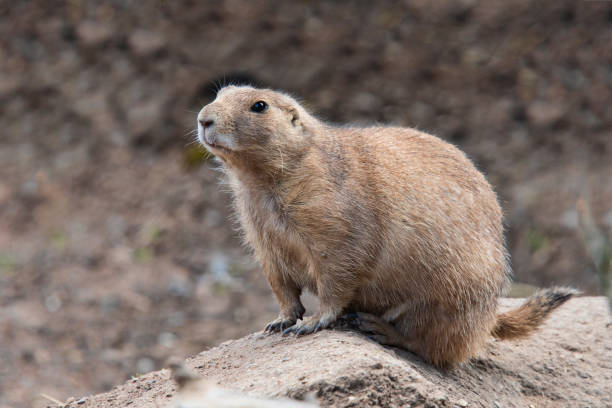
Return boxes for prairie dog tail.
[492,287,578,340]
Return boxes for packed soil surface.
[78,297,612,408]
[1,1,611,407]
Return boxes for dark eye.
[250,101,268,113]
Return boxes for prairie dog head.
[197,86,314,172]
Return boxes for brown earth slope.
[76,297,611,408]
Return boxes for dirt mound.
[73,297,610,408]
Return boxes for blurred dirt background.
[0,1,611,407]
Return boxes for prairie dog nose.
[199,118,214,128]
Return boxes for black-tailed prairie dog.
[196,85,576,367]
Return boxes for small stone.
[158,332,177,348]
[137,357,155,374]
[456,399,468,407]
[76,21,112,46]
[128,30,166,57]
[527,101,565,127]
[76,397,87,404]
[578,371,590,379]
[44,294,62,313]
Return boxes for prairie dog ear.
[288,107,301,127]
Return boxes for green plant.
[183,144,213,169]
[0,253,16,275]
[527,228,549,253]
[577,199,611,314]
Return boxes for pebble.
[76,397,87,404]
[527,101,565,127]
[158,332,177,348]
[456,399,468,407]
[44,294,62,313]
[137,357,155,374]
[76,21,112,46]
[128,30,166,57]
[578,371,590,379]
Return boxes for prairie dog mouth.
[198,126,232,152]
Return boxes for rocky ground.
[70,297,612,408]
[1,1,611,407]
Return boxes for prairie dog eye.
[250,101,268,113]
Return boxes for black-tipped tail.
[492,287,578,340]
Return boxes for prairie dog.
[196,86,575,367]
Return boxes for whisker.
[184,138,201,147]
[182,129,198,138]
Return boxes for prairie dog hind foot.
[347,312,417,351]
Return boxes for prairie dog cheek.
[197,122,205,146]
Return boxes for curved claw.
[281,326,296,336]
[367,334,388,344]
[281,314,334,337]
[264,318,296,334]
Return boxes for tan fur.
[196,86,575,367]
[491,287,577,340]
